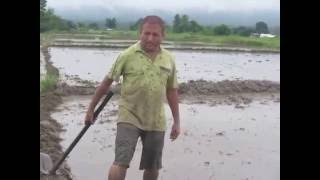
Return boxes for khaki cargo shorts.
[113,123,165,170]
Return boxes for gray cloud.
[47,0,280,12]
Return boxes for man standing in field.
[84,15,180,180]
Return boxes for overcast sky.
[47,0,280,12]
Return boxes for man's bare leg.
[143,169,159,180]
[108,165,127,180]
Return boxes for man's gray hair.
[140,15,165,34]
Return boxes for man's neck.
[145,48,161,61]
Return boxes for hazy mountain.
[50,6,280,28]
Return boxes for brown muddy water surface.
[51,96,279,180]
[49,47,280,85]
[45,46,280,180]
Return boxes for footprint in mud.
[241,160,252,165]
[98,119,113,124]
[78,104,86,108]
[216,131,225,136]
[188,107,198,115]
[234,128,246,132]
[259,101,269,105]
[235,104,246,109]
[196,100,206,104]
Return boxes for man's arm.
[166,88,180,140]
[84,77,114,124]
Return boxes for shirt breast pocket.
[125,67,144,77]
[159,66,171,80]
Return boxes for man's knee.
[111,164,128,171]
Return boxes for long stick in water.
[49,91,114,175]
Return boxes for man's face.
[140,23,164,53]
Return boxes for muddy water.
[49,47,280,84]
[40,47,46,80]
[51,96,279,180]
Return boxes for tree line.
[40,0,118,32]
[41,1,272,36]
[129,14,270,36]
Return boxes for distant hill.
[50,6,280,28]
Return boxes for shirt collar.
[134,41,163,54]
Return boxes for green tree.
[201,26,215,35]
[105,18,117,28]
[40,0,47,16]
[111,18,117,28]
[173,14,181,33]
[40,0,48,32]
[233,26,254,36]
[40,0,75,32]
[255,21,269,34]
[44,8,68,31]
[89,23,99,29]
[180,15,190,32]
[214,24,231,35]
[77,22,86,28]
[189,20,202,33]
[130,18,143,30]
[66,21,77,29]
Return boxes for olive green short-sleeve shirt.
[107,41,178,131]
